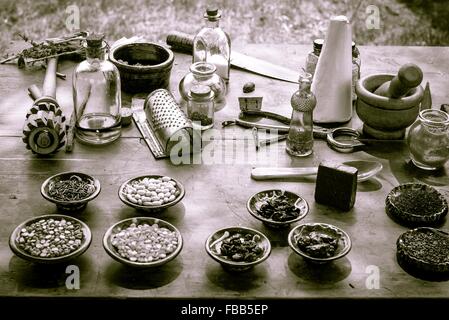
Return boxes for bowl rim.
[287,222,352,262]
[386,183,448,220]
[102,216,183,267]
[246,189,309,226]
[9,214,92,263]
[40,171,101,205]
[205,226,272,267]
[109,42,174,71]
[118,174,185,211]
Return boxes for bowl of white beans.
[118,175,185,212]
[9,214,92,264]
[103,217,183,268]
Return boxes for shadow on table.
[104,258,183,290]
[287,253,352,284]
[259,226,290,247]
[358,177,383,192]
[115,202,186,226]
[205,260,267,291]
[8,255,92,289]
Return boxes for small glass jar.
[187,85,215,130]
[352,42,361,102]
[407,109,449,170]
[179,61,226,110]
[286,73,316,157]
[305,39,324,78]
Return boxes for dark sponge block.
[314,161,358,211]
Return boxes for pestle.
[374,63,423,98]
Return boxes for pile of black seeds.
[400,229,449,264]
[392,188,445,216]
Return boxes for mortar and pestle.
[355,63,424,140]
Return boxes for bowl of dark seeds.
[41,172,101,212]
[9,214,92,264]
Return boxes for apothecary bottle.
[305,39,324,78]
[407,109,449,170]
[179,61,226,110]
[352,42,361,102]
[73,34,121,145]
[286,74,316,157]
[193,8,231,85]
[187,85,215,130]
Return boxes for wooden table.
[0,44,448,301]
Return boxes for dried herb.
[48,175,95,201]
[215,232,263,262]
[256,191,301,222]
[392,188,445,216]
[400,229,449,264]
[295,231,339,258]
[189,112,213,127]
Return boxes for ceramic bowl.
[118,175,185,212]
[103,217,183,268]
[9,214,92,264]
[247,189,309,228]
[288,222,351,264]
[205,226,271,272]
[41,172,101,212]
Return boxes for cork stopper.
[86,33,105,48]
[204,8,221,20]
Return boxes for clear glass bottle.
[305,39,324,78]
[407,109,449,170]
[187,84,215,130]
[286,73,316,157]
[352,42,361,102]
[73,34,121,145]
[179,61,226,110]
[193,8,231,86]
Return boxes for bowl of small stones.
[41,172,101,212]
[118,175,185,212]
[9,214,92,264]
[103,217,183,268]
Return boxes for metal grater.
[132,89,194,159]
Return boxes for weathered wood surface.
[0,44,448,298]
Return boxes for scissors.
[222,110,367,153]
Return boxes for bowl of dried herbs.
[41,172,101,212]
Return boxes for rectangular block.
[314,161,358,211]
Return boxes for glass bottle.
[179,61,226,110]
[305,39,324,78]
[286,74,316,157]
[73,34,121,145]
[407,109,449,170]
[187,84,215,130]
[352,42,361,102]
[193,8,231,86]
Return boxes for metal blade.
[231,51,299,84]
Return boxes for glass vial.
[352,42,361,102]
[286,74,316,157]
[179,61,226,110]
[305,39,324,78]
[73,34,121,145]
[193,8,231,85]
[187,84,215,130]
[407,109,449,170]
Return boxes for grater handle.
[166,31,194,54]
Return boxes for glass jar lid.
[190,85,214,100]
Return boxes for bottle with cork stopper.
[193,7,231,86]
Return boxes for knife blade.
[166,31,299,83]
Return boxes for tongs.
[222,110,366,153]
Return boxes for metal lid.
[190,85,212,99]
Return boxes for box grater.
[132,89,196,159]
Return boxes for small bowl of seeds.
[41,172,101,212]
[9,214,92,264]
[118,175,185,212]
[103,217,183,268]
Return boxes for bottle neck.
[86,46,105,62]
[205,18,220,28]
[190,62,216,80]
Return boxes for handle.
[42,57,58,98]
[376,63,423,98]
[166,31,194,54]
[251,167,318,180]
[28,84,42,101]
